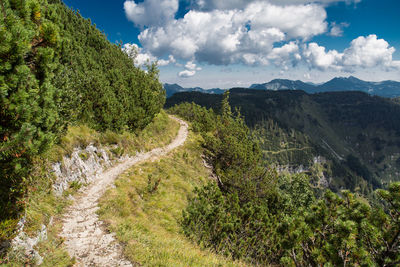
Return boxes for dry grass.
[98,132,247,267]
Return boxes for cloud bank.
[137,1,326,67]
[124,0,398,77]
[190,0,361,11]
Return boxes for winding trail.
[60,116,188,266]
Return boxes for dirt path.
[60,116,188,266]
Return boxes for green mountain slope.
[1,0,164,234]
[166,89,400,193]
[98,130,244,267]
[168,97,400,266]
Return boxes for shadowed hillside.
[167,89,400,193]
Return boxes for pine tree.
[1,0,165,235]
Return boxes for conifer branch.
[0,0,6,21]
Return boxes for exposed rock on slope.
[52,144,118,196]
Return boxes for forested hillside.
[166,89,400,195]
[0,0,164,233]
[169,95,400,266]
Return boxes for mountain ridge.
[163,83,225,97]
[164,76,400,98]
[250,76,400,97]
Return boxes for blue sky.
[63,0,400,88]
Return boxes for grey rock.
[11,224,47,265]
[52,144,114,196]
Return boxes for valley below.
[167,88,400,196]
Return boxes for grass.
[48,110,180,162]
[1,110,181,266]
[98,132,246,267]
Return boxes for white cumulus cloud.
[342,35,399,69]
[268,41,301,67]
[303,35,400,71]
[177,61,202,78]
[185,61,202,71]
[123,0,400,78]
[178,70,196,78]
[124,0,178,28]
[123,43,156,66]
[329,22,349,37]
[303,42,343,70]
[138,2,327,66]
[158,55,176,66]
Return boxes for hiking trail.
[60,116,188,266]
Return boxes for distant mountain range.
[250,76,400,97]
[163,83,225,97]
[164,76,400,98]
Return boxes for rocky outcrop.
[275,156,331,188]
[10,222,48,265]
[7,143,125,265]
[52,144,122,196]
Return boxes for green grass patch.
[48,110,179,162]
[98,132,246,267]
[1,111,180,266]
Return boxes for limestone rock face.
[52,144,116,196]
[11,224,48,265]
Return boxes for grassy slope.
[2,111,180,266]
[98,130,245,266]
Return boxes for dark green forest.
[169,95,400,266]
[167,89,400,195]
[0,0,164,234]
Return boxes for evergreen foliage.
[278,187,400,266]
[168,102,216,133]
[0,0,164,232]
[253,119,316,167]
[201,92,276,203]
[172,94,400,266]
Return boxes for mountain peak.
[164,83,182,88]
[250,79,316,92]
[347,75,363,82]
[163,83,225,97]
